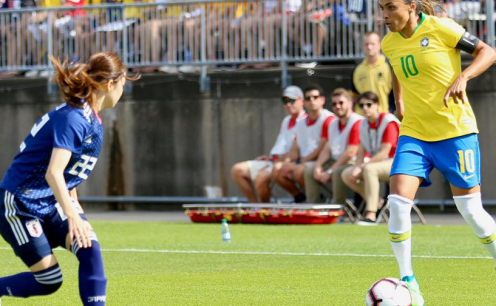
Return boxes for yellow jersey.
[351,55,393,114]
[42,0,62,7]
[382,13,478,141]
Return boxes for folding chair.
[320,182,364,223]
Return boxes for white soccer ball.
[365,278,412,306]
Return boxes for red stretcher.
[182,204,344,225]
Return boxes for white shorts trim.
[4,191,29,246]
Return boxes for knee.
[34,264,64,295]
[230,162,245,179]
[74,239,106,279]
[388,194,414,211]
[362,164,375,177]
[340,169,350,184]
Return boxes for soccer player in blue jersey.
[379,0,496,304]
[0,52,138,305]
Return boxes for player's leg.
[332,164,353,205]
[452,185,496,266]
[274,162,305,202]
[45,203,107,306]
[0,190,63,299]
[362,160,393,222]
[434,134,496,267]
[388,136,433,306]
[340,166,365,199]
[64,231,107,306]
[231,161,259,202]
[254,167,272,203]
[303,162,322,203]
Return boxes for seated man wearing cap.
[275,84,335,203]
[231,85,307,202]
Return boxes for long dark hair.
[50,52,140,109]
[406,0,443,16]
[358,91,379,104]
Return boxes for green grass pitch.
[0,221,495,305]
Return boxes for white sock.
[454,192,496,267]
[388,194,414,278]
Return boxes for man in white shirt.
[231,86,307,202]
[309,88,363,204]
[274,84,335,203]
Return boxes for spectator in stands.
[295,0,350,68]
[238,0,279,69]
[309,88,362,204]
[5,0,38,73]
[206,2,234,62]
[149,2,195,73]
[274,84,335,203]
[342,91,400,225]
[445,0,481,28]
[231,85,307,202]
[350,31,394,114]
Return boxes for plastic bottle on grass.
[221,218,231,243]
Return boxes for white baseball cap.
[282,85,304,99]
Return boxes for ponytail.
[50,57,100,108]
[415,0,443,16]
[50,52,139,109]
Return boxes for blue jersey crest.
[0,103,103,217]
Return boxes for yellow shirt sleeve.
[435,17,465,49]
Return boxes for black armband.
[455,31,480,54]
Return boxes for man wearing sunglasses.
[342,91,400,225]
[309,88,363,204]
[230,86,307,203]
[275,84,335,203]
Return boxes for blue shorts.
[391,134,481,188]
[0,188,87,267]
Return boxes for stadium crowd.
[0,0,485,76]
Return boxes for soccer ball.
[365,278,412,306]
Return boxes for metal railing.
[0,0,493,88]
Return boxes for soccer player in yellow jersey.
[379,0,496,304]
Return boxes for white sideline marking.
[0,246,488,260]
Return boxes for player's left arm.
[46,148,92,248]
[329,120,361,170]
[331,144,359,170]
[69,187,84,213]
[392,71,404,121]
[444,34,496,107]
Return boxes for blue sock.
[74,240,107,305]
[401,274,416,283]
[0,264,63,297]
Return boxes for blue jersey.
[0,102,103,217]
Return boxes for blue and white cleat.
[402,275,425,306]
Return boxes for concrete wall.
[1,64,495,202]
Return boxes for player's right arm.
[283,138,299,162]
[69,187,84,213]
[313,144,331,181]
[392,71,404,121]
[45,148,92,249]
[348,144,366,183]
